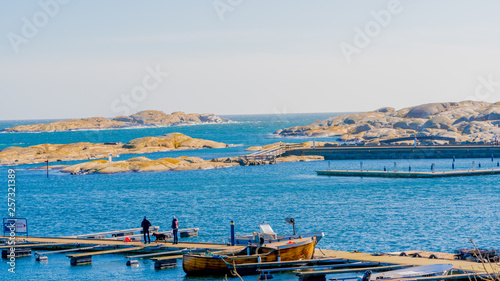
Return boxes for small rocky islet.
[2,110,230,133]
[0,133,227,165]
[275,101,500,145]
[1,131,323,174]
[58,154,324,175]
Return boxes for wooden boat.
[182,237,317,275]
[368,264,454,280]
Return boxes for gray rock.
[375,107,396,114]
[354,124,373,134]
[393,121,410,129]
[405,103,447,118]
[475,106,500,121]
[463,121,490,134]
[422,116,453,130]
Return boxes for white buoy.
[126,259,139,266]
[36,255,48,261]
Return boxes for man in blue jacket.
[141,216,152,244]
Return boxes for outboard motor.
[361,270,372,281]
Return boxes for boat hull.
[182,238,316,275]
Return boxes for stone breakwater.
[0,133,227,165]
[3,110,230,132]
[275,101,500,145]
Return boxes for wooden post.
[46,160,49,178]
[230,221,235,246]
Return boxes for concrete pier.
[285,145,500,160]
[317,169,500,178]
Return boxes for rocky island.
[60,156,239,174]
[3,110,230,133]
[59,154,324,175]
[0,133,227,165]
[275,101,500,145]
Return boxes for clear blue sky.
[1,0,499,120]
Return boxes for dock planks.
[297,264,412,277]
[67,246,145,258]
[1,236,246,253]
[315,249,489,273]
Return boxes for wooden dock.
[316,169,500,178]
[0,235,245,266]
[1,232,498,280]
[315,249,491,273]
[0,236,241,251]
[297,249,497,281]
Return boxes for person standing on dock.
[171,216,179,244]
[141,216,152,244]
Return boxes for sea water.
[0,113,498,280]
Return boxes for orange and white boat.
[182,236,317,275]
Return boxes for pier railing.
[241,143,302,162]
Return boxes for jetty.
[239,143,301,165]
[284,145,500,160]
[1,230,497,280]
[296,249,498,281]
[0,235,244,266]
[316,169,500,178]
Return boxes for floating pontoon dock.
[1,232,497,281]
[317,169,500,178]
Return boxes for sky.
[1,0,500,120]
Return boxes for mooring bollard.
[230,221,235,246]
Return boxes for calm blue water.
[0,113,499,281]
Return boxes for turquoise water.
[0,113,499,280]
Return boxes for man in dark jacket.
[171,216,179,244]
[141,216,152,244]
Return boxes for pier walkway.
[285,145,500,160]
[317,169,500,178]
[316,249,489,273]
[0,236,242,251]
[240,143,301,163]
